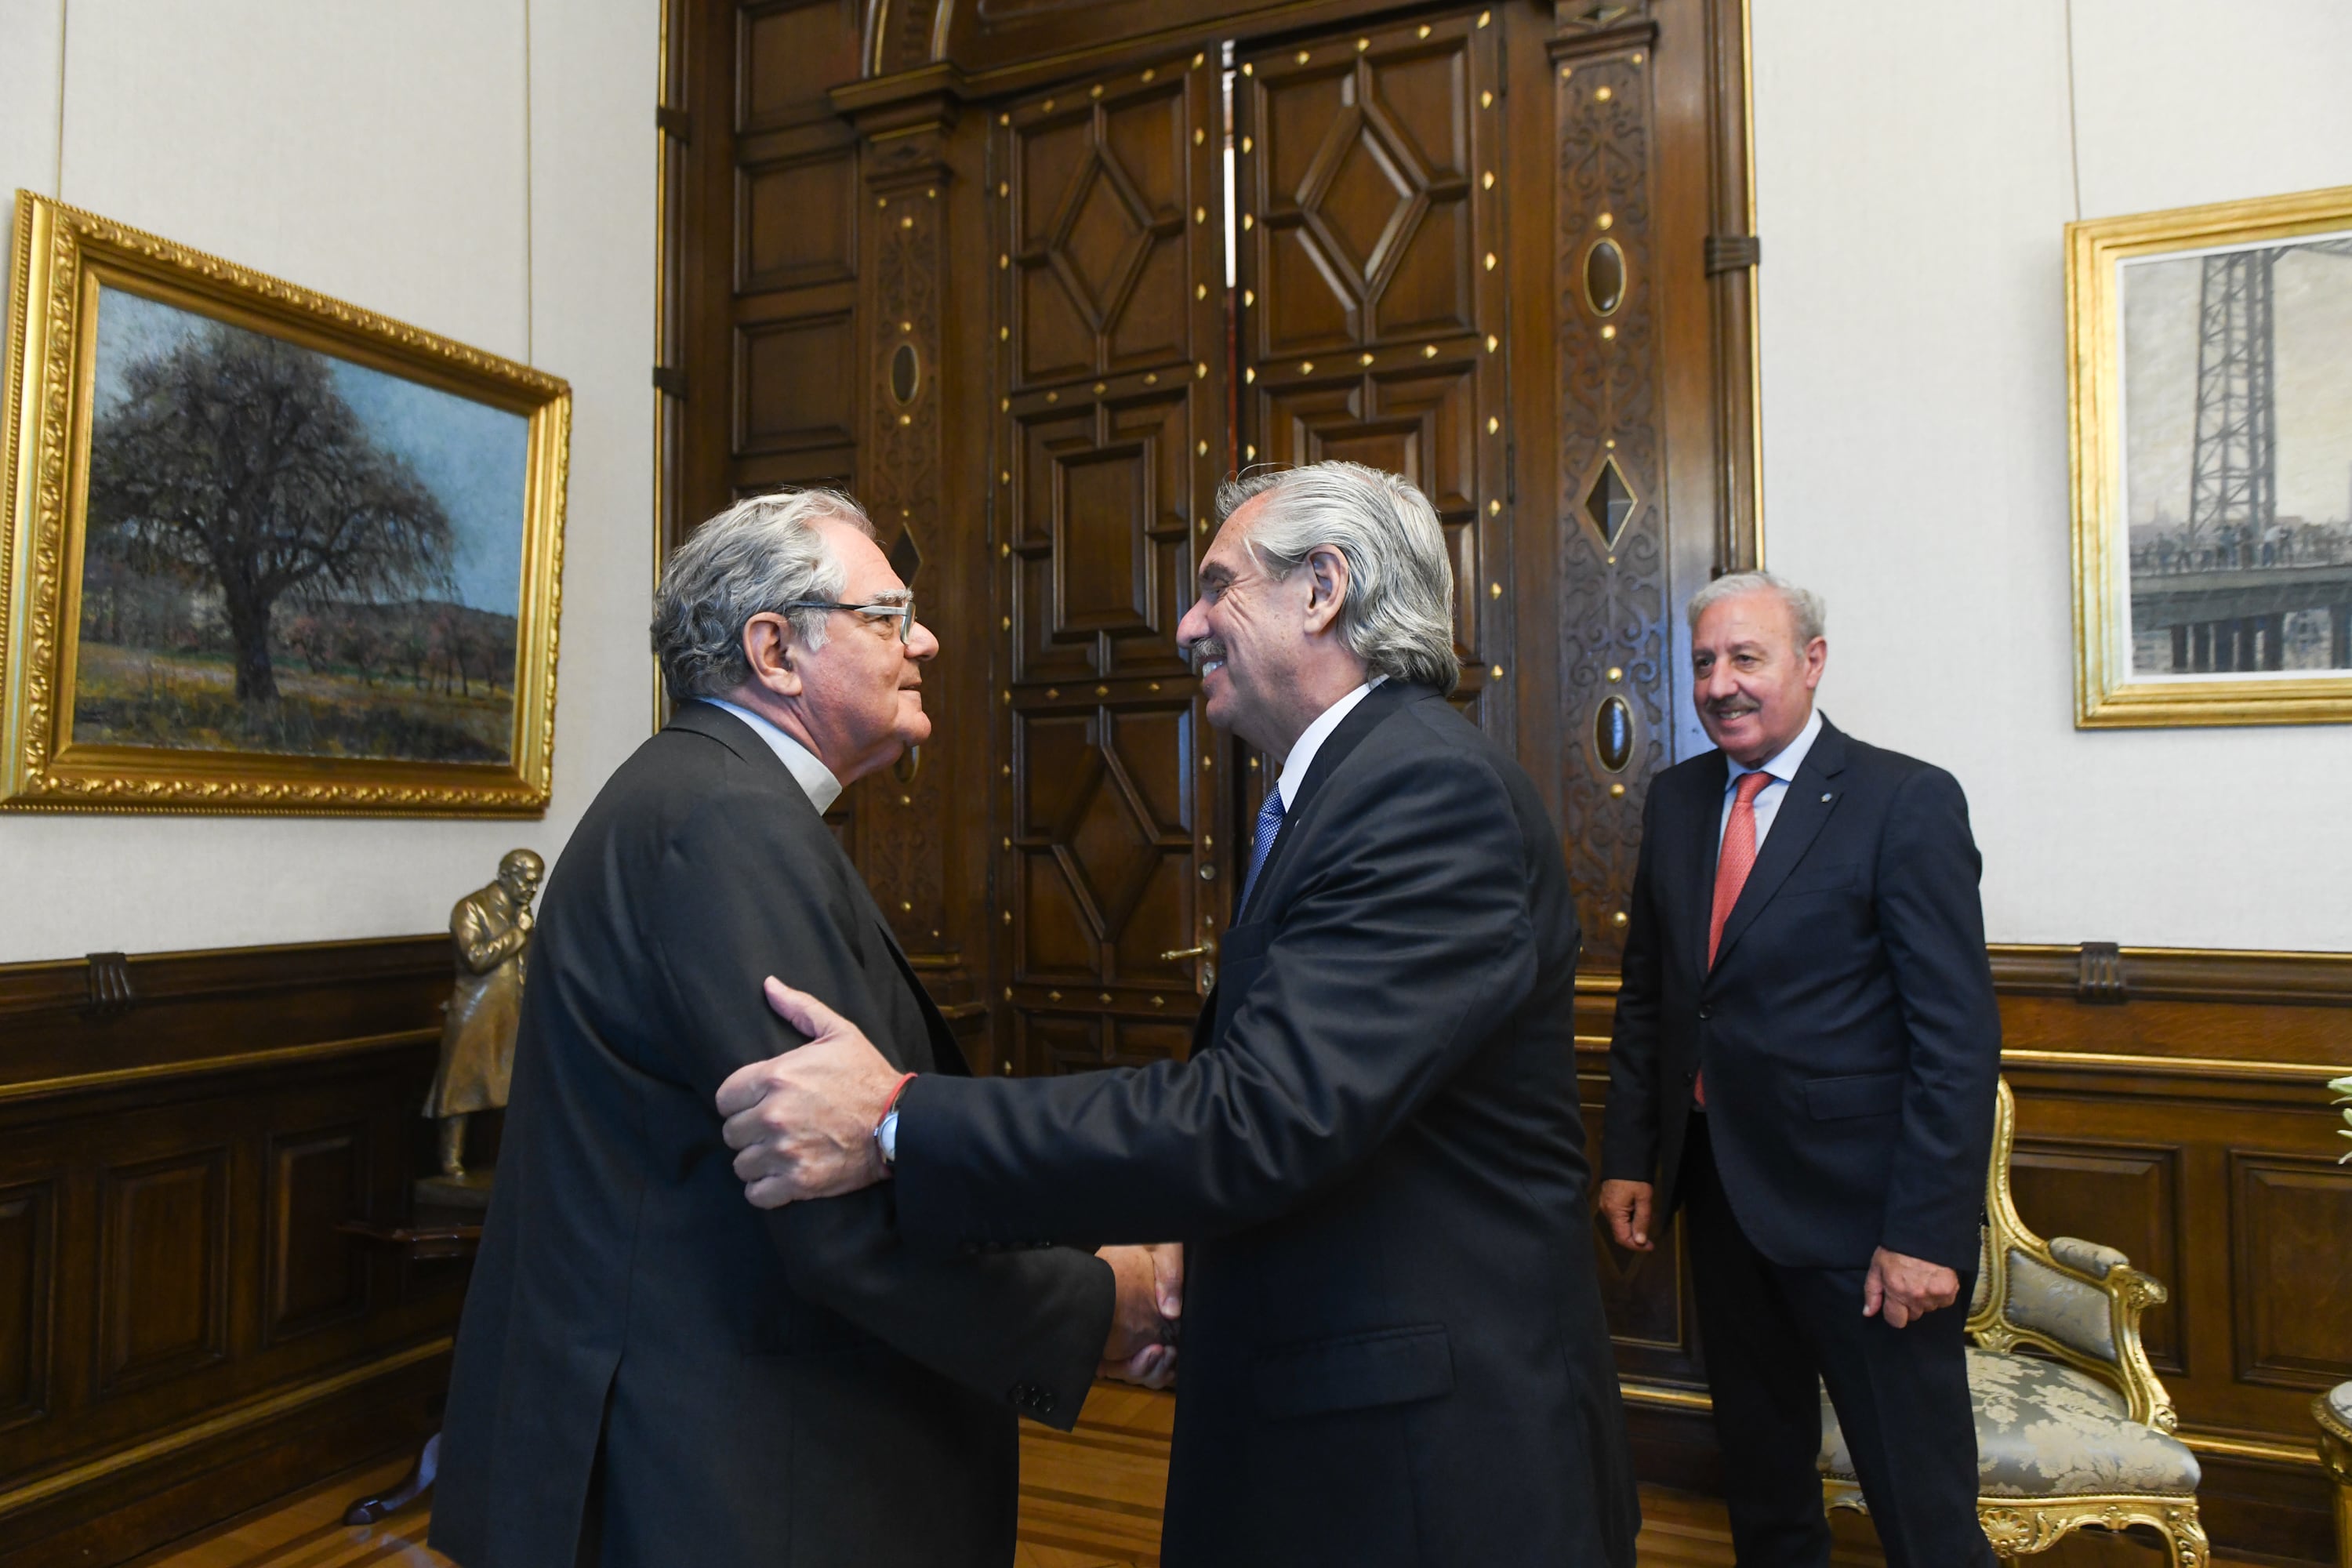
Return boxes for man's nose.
[906,619,941,661]
[1174,597,1207,647]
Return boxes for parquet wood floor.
[136,1455,2241,1568]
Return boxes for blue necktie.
[1239,787,1287,912]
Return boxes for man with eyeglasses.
[432,490,1178,1568]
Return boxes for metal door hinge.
[1704,234,1762,275]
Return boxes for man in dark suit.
[1596,572,2001,1567]
[432,491,1173,1568]
[713,462,1639,1568]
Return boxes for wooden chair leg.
[343,1431,441,1526]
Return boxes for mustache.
[1187,637,1229,675]
[1704,698,1760,718]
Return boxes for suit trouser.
[1681,1115,1991,1568]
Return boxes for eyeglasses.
[784,599,916,644]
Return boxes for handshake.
[1095,1242,1182,1388]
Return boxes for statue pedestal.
[413,1170,495,1212]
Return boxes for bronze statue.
[424,848,544,1180]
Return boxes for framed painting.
[0,192,568,813]
[2070,184,2352,727]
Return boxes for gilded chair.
[2316,1381,2352,1568]
[1819,1078,2209,1564]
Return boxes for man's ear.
[1302,545,1350,635]
[743,613,806,698]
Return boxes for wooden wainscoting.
[0,938,460,1568]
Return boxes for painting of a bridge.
[2070,186,2352,726]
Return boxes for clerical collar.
[701,699,844,812]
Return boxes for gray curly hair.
[1214,461,1460,694]
[651,488,873,702]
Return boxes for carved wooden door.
[991,55,1231,1076]
[1232,12,1511,743]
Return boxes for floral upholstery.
[1821,1350,2201,1499]
[2001,1247,2118,1363]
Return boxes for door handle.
[1160,946,1210,961]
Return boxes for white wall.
[1751,0,2352,951]
[0,0,658,963]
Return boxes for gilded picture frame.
[2069,184,2352,728]
[0,193,569,813]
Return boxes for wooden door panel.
[1245,26,1483,358]
[996,53,1228,1069]
[1237,11,1506,739]
[1013,78,1196,384]
[1011,385,1196,681]
[1012,702,1200,989]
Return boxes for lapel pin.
[1820,792,1833,802]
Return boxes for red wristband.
[877,1071,917,1127]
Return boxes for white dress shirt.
[703,698,844,812]
[1272,675,1386,812]
[1717,705,1824,851]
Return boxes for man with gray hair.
[433,489,1176,1568]
[711,460,1639,1566]
[1599,571,2000,1566]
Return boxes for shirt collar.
[702,699,844,812]
[1275,675,1385,810]
[1726,704,1824,789]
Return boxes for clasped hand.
[717,977,1184,1387]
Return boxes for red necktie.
[1695,769,1773,1109]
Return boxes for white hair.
[1686,569,1826,649]
[1214,462,1460,693]
[650,488,873,702]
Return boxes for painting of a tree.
[85,325,456,706]
[0,191,568,814]
[60,284,532,767]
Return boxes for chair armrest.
[2049,1236,2129,1280]
[1989,1241,2179,1434]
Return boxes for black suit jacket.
[888,683,1639,1568]
[432,702,1112,1568]
[1601,715,2000,1272]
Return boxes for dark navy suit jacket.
[888,682,1639,1568]
[1601,714,2000,1272]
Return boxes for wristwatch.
[873,1071,916,1171]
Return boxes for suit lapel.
[1238,680,1418,924]
[670,701,971,1075]
[1709,718,1849,971]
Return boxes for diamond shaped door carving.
[995,55,1229,1077]
[1247,31,1479,357]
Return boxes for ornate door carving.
[1232,12,1510,741]
[992,55,1231,1075]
